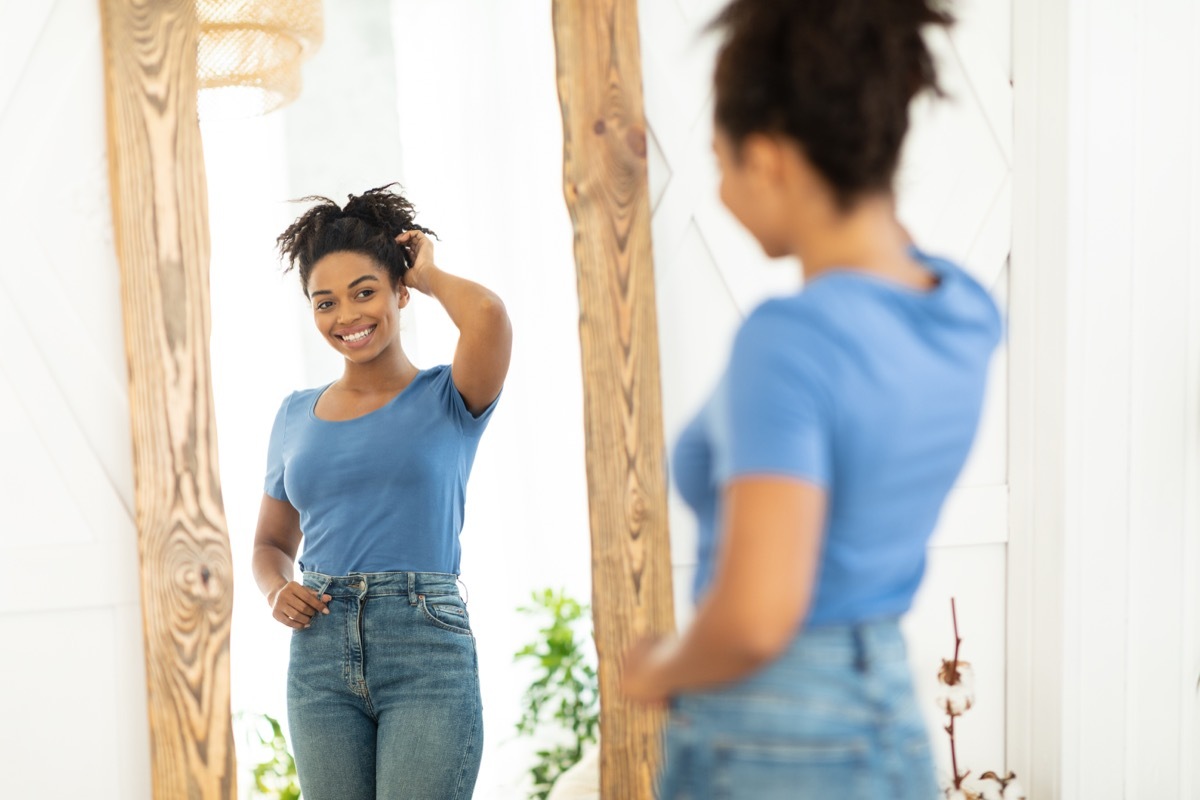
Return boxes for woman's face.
[306,251,409,363]
[713,128,794,259]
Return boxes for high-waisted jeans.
[659,618,939,800]
[287,571,482,800]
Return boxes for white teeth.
[342,327,373,343]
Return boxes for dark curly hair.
[709,0,953,209]
[276,183,436,296]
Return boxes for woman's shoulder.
[738,293,840,350]
[272,384,327,418]
[420,364,453,382]
[405,364,453,395]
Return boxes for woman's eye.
[315,300,333,311]
[357,289,375,300]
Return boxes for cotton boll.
[964,775,1003,800]
[936,681,975,715]
[1000,779,1026,800]
[936,661,976,715]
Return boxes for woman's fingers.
[396,229,433,262]
[270,582,332,629]
[272,605,308,629]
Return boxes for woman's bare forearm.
[252,543,295,603]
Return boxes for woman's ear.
[740,133,787,188]
[396,281,411,308]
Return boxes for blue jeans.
[287,571,482,800]
[659,619,939,800]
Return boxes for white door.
[639,0,1014,780]
[0,2,151,797]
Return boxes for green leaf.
[512,588,600,800]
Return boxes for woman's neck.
[791,196,933,290]
[338,345,418,393]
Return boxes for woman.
[621,1,1000,798]
[252,185,511,800]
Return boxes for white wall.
[0,1,150,798]
[1010,0,1200,797]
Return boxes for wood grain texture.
[98,1,235,797]
[552,2,676,797]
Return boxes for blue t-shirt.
[673,251,1001,625]
[264,364,497,575]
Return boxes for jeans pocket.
[713,738,871,800]
[418,594,473,635]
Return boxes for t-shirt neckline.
[803,247,950,298]
[309,368,428,423]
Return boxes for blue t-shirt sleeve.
[264,394,291,501]
[434,364,500,433]
[723,305,833,486]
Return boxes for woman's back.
[677,252,1001,624]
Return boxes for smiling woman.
[251,184,512,800]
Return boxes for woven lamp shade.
[197,0,323,117]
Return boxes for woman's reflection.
[251,184,511,799]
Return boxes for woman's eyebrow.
[310,274,379,297]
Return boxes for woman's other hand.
[621,634,674,708]
[267,580,331,630]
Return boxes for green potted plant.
[236,711,301,800]
[514,588,601,800]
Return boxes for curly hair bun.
[709,0,954,208]
[276,183,436,296]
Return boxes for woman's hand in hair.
[391,229,512,415]
[397,229,437,295]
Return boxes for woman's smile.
[335,323,378,349]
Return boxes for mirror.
[202,2,592,795]
[202,1,1013,795]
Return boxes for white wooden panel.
[655,221,741,440]
[0,2,56,127]
[1007,0,1074,791]
[0,607,150,798]
[1188,6,1200,795]
[957,340,1009,489]
[0,1,150,798]
[898,28,1011,290]
[1071,1,1136,793]
[957,0,1013,81]
[1009,1,1200,796]
[4,543,141,614]
[0,291,133,540]
[0,370,94,545]
[930,486,1008,548]
[1126,0,1194,794]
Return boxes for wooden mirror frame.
[100,1,235,796]
[101,1,672,797]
